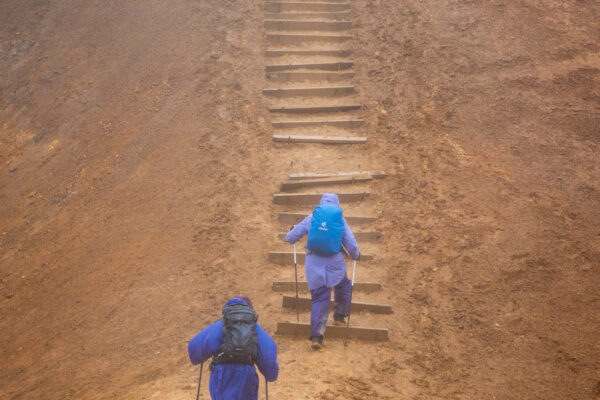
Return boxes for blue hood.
[319,193,340,207]
[224,298,248,308]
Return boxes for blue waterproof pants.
[310,275,352,337]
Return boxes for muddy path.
[1,0,599,399]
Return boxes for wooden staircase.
[263,1,390,342]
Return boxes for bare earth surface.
[1,0,599,399]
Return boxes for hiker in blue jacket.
[285,193,360,349]
[188,296,279,400]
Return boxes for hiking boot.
[311,336,325,350]
[333,315,346,326]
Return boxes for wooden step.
[269,0,348,3]
[277,321,389,341]
[265,61,353,72]
[278,212,376,224]
[264,12,351,21]
[273,135,366,144]
[269,104,360,113]
[265,2,350,12]
[266,33,352,44]
[265,49,352,57]
[267,71,355,82]
[268,251,373,263]
[280,174,371,190]
[272,280,381,292]
[272,119,363,129]
[277,231,381,241]
[263,86,354,97]
[265,20,351,31]
[282,295,392,314]
[288,170,386,179]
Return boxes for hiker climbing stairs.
[263,0,391,343]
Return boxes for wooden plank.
[278,212,376,224]
[268,251,373,263]
[265,2,349,12]
[272,119,363,129]
[272,281,381,292]
[263,86,354,97]
[280,174,371,190]
[264,20,351,31]
[277,321,389,341]
[264,12,352,22]
[267,71,354,82]
[273,135,366,144]
[266,33,352,44]
[265,49,352,57]
[277,231,381,241]
[265,61,353,72]
[273,191,369,205]
[282,295,392,314]
[269,104,360,113]
[270,0,348,3]
[288,170,386,179]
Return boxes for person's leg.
[310,285,331,339]
[333,275,351,322]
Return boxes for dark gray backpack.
[210,303,258,369]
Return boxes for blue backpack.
[306,204,344,256]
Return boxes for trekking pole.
[195,362,203,400]
[265,377,269,400]
[345,259,357,345]
[293,243,299,322]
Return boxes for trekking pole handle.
[351,259,356,286]
[293,243,297,264]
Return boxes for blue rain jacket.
[188,298,279,400]
[285,193,360,291]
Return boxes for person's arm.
[285,215,311,244]
[255,324,279,382]
[341,218,359,260]
[188,321,222,365]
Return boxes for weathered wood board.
[263,86,355,97]
[273,135,366,144]
[280,174,371,190]
[278,212,376,224]
[266,71,355,82]
[265,48,352,57]
[265,2,350,13]
[277,322,389,341]
[272,280,382,292]
[272,119,363,129]
[272,191,369,204]
[288,170,386,179]
[277,231,381,241]
[265,61,353,72]
[264,20,351,31]
[282,295,392,314]
[268,251,373,264]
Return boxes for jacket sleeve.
[285,215,311,244]
[255,323,279,382]
[341,218,359,260]
[188,321,223,365]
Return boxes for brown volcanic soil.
[1,0,599,399]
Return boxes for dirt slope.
[1,0,599,399]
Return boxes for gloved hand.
[353,252,360,261]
